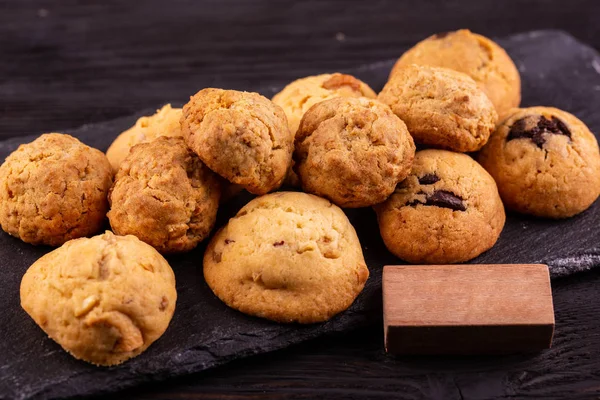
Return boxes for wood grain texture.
[383,265,554,355]
[0,0,599,140]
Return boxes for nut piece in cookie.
[390,29,521,120]
[203,192,369,323]
[0,133,113,246]
[378,64,498,152]
[181,88,294,195]
[272,73,377,137]
[106,104,182,173]
[375,149,506,264]
[479,107,600,218]
[108,136,220,253]
[20,231,177,366]
[294,97,415,208]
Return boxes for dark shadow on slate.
[1,30,599,400]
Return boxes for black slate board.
[1,30,600,400]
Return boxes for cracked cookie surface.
[294,97,415,208]
[20,231,177,366]
[203,191,369,323]
[108,136,220,253]
[478,107,600,218]
[272,73,377,137]
[390,29,521,120]
[378,64,498,152]
[375,149,505,264]
[0,133,113,246]
[106,104,182,173]
[181,88,293,195]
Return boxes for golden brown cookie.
[108,136,220,253]
[20,231,177,366]
[391,29,521,119]
[0,133,113,246]
[375,149,505,264]
[204,192,369,324]
[478,107,600,218]
[181,89,293,195]
[378,64,498,152]
[294,97,415,208]
[272,73,377,136]
[106,104,182,173]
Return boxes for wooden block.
[383,264,555,355]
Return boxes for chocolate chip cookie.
[391,29,521,120]
[294,97,415,208]
[479,107,600,218]
[272,73,377,136]
[20,231,177,366]
[106,104,182,173]
[181,89,294,195]
[108,136,220,253]
[0,133,113,246]
[204,192,369,324]
[378,64,498,152]
[375,149,505,264]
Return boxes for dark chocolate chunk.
[408,190,466,211]
[418,174,440,185]
[273,241,285,247]
[507,115,571,148]
[433,31,451,39]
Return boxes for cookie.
[478,107,600,218]
[108,136,220,253]
[375,149,505,264]
[204,191,369,324]
[294,97,415,208]
[378,64,498,152]
[106,104,182,173]
[181,88,293,195]
[20,231,177,366]
[272,73,377,137]
[0,133,113,246]
[391,29,521,119]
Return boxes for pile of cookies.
[2,29,599,366]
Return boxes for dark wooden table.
[2,1,600,399]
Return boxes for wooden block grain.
[383,264,555,355]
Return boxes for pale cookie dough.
[375,149,505,264]
[378,64,498,152]
[108,137,220,253]
[181,89,293,195]
[20,231,177,366]
[272,73,377,136]
[0,133,113,246]
[106,104,182,173]
[391,29,521,120]
[478,107,600,218]
[204,192,369,323]
[295,97,415,208]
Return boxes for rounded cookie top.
[294,97,415,208]
[272,73,377,136]
[391,29,521,119]
[374,149,505,264]
[0,133,113,246]
[203,191,369,324]
[181,88,293,195]
[106,104,182,173]
[478,107,600,218]
[20,231,177,366]
[378,64,498,152]
[108,136,220,253]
